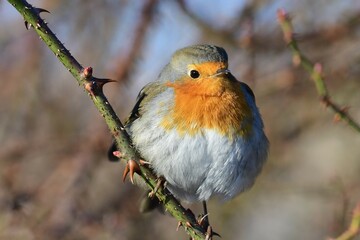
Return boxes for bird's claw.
[204,225,221,240]
[205,226,213,240]
[148,177,166,198]
[197,214,220,239]
[139,159,151,165]
[122,159,141,184]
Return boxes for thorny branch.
[277,9,360,133]
[7,0,207,239]
[277,8,360,240]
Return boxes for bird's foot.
[139,159,151,166]
[148,176,166,198]
[197,214,220,239]
[205,225,215,240]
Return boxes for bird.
[108,44,268,235]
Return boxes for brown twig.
[277,9,360,133]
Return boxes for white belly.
[130,122,267,202]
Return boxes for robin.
[108,44,268,235]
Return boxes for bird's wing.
[240,82,255,102]
[124,82,156,126]
[108,82,166,161]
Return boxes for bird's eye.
[189,70,200,79]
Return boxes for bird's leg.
[139,159,151,165]
[148,176,166,198]
[196,201,210,227]
[197,201,220,239]
[202,201,209,226]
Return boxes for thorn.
[122,159,141,184]
[333,113,341,123]
[84,75,115,96]
[176,222,182,231]
[93,78,117,87]
[333,106,349,123]
[24,21,31,30]
[112,151,122,158]
[35,8,50,14]
[24,8,50,30]
[185,221,192,229]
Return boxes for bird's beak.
[211,68,231,77]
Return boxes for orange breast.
[161,76,253,138]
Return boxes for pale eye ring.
[189,70,200,79]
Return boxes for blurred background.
[1,0,360,239]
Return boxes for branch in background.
[176,0,239,46]
[111,0,157,82]
[7,0,207,239]
[177,0,260,86]
[177,0,262,48]
[278,8,360,240]
[277,9,360,133]
[329,203,360,240]
[299,12,360,45]
[177,1,360,54]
